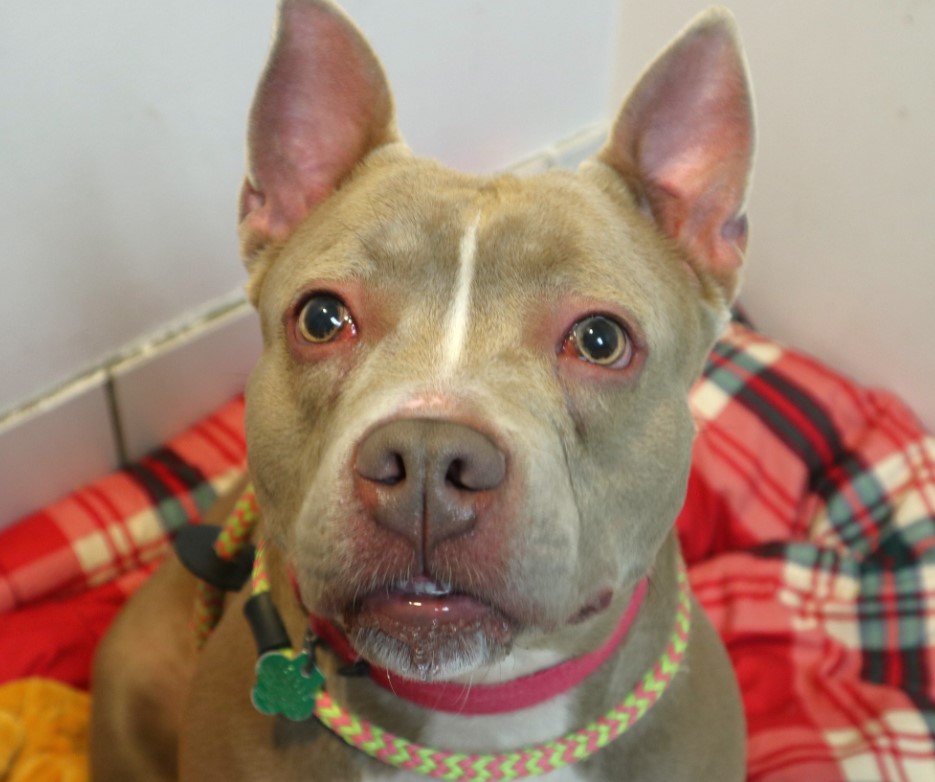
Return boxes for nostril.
[358,450,406,486]
[379,453,406,486]
[356,417,505,505]
[444,449,506,493]
[445,458,469,491]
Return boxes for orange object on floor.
[0,677,88,782]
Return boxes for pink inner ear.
[241,0,398,249]
[603,10,754,290]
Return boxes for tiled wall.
[0,126,607,532]
[0,299,262,530]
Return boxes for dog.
[90,1,751,779]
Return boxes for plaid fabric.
[1,322,934,779]
[680,323,935,781]
[0,398,247,613]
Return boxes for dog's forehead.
[267,156,695,346]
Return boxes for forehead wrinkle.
[355,202,426,266]
[275,161,478,291]
[467,188,687,354]
[273,226,379,292]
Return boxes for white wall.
[613,0,935,430]
[0,0,617,416]
[1,0,274,413]
[2,0,933,434]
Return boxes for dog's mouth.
[342,577,515,681]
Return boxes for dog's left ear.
[599,8,754,302]
[239,0,400,274]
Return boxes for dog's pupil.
[303,296,345,341]
[577,317,621,363]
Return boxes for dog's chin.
[343,590,515,681]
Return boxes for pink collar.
[309,577,648,716]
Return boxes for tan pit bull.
[90,1,752,779]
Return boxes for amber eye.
[567,315,632,367]
[297,294,352,343]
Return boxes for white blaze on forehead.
[440,212,481,374]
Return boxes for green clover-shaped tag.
[251,649,325,721]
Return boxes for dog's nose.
[354,419,506,561]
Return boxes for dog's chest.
[356,692,591,782]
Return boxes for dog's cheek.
[562,377,696,579]
[452,380,600,626]
[283,356,438,606]
[244,352,347,545]
[498,442,584,623]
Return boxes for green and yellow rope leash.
[189,488,260,648]
[190,485,692,780]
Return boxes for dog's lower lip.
[362,590,487,626]
[345,586,515,679]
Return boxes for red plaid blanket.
[1,321,933,780]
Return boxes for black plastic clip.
[174,524,255,592]
[338,659,371,678]
[244,591,293,655]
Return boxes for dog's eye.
[297,294,353,343]
[566,315,632,367]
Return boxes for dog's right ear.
[239,0,400,288]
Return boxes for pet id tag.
[251,649,325,722]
